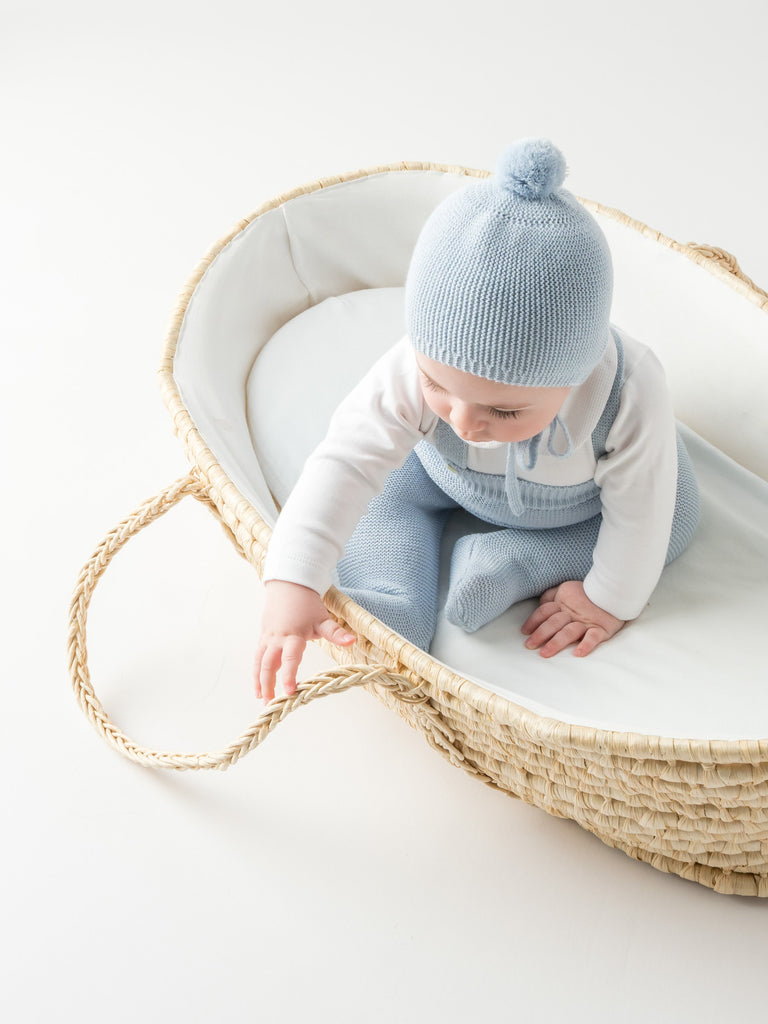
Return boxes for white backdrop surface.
[3,2,767,1021]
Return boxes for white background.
[4,1,767,1020]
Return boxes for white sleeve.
[262,337,434,597]
[584,347,678,621]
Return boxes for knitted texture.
[338,436,700,649]
[336,453,459,650]
[405,138,614,387]
[445,433,700,633]
[667,432,701,561]
[445,517,603,632]
[415,442,604,530]
[416,328,626,523]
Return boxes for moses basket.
[68,161,768,897]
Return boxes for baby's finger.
[521,600,559,636]
[524,610,572,650]
[258,645,283,703]
[279,636,306,696]
[538,620,589,658]
[540,587,558,604]
[253,643,267,698]
[316,618,356,648]
[573,626,607,658]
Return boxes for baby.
[254,138,700,702]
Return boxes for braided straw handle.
[66,473,468,773]
[687,242,768,300]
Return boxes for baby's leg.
[336,452,457,651]
[445,517,601,633]
[665,432,700,562]
[446,434,702,634]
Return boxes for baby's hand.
[521,581,625,658]
[254,581,356,703]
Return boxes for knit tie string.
[505,415,573,516]
[546,414,573,458]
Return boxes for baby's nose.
[450,401,483,436]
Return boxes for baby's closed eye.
[421,375,445,393]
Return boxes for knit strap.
[591,328,625,459]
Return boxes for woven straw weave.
[69,163,768,898]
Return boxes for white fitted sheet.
[247,287,768,740]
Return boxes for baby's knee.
[394,594,438,650]
[342,584,437,652]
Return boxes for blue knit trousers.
[337,437,700,650]
[336,456,458,650]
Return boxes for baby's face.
[415,353,570,444]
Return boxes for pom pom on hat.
[495,137,567,200]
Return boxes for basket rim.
[158,160,768,764]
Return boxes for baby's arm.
[521,581,625,658]
[257,338,432,699]
[523,340,678,658]
[254,581,356,702]
[584,343,678,623]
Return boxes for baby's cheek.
[422,390,447,420]
[495,414,549,444]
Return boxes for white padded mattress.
[247,287,768,740]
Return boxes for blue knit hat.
[405,138,613,387]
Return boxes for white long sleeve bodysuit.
[263,326,688,626]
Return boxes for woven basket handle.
[66,473,427,771]
[688,242,768,300]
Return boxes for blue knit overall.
[337,335,700,650]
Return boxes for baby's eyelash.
[421,374,521,419]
